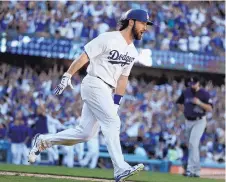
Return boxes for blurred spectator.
[80,132,100,169]
[0,62,224,165]
[188,31,200,52]
[167,144,178,161]
[8,112,30,165]
[0,123,7,139]
[0,1,224,56]
[32,105,48,135]
[134,143,148,157]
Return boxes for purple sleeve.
[204,91,213,108]
[7,126,13,139]
[0,128,6,139]
[27,127,32,137]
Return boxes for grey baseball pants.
[185,117,207,175]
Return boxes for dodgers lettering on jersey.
[84,31,138,88]
[107,50,135,67]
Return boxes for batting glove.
[114,104,119,111]
[54,72,74,95]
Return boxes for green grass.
[0,175,90,182]
[0,164,223,182]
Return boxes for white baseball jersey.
[84,31,138,88]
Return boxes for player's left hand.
[192,97,201,105]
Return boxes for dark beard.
[132,24,140,40]
[191,87,196,94]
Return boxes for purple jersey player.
[176,77,213,177]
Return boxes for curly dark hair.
[118,19,129,31]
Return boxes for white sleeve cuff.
[63,72,72,78]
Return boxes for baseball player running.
[176,77,213,177]
[28,9,153,181]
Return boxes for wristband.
[63,72,72,78]
[114,94,123,105]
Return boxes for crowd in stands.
[0,63,225,166]
[0,1,225,56]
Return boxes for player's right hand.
[54,72,74,95]
[114,104,119,113]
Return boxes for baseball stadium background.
[0,1,225,182]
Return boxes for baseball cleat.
[115,163,144,182]
[28,133,42,163]
[183,171,200,178]
[193,174,200,178]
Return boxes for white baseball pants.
[75,142,85,163]
[47,145,59,164]
[11,143,29,165]
[80,135,99,169]
[62,146,75,168]
[41,75,130,176]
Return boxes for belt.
[97,76,114,89]
[186,116,203,121]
